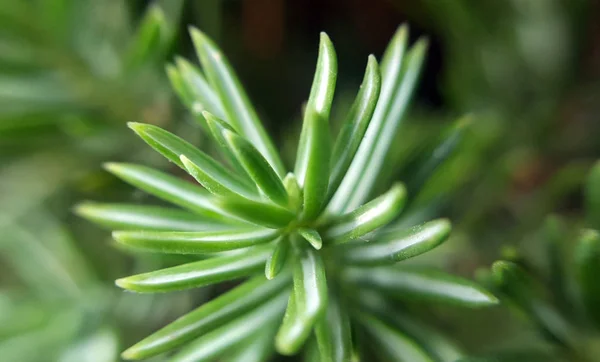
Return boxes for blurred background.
[1,0,599,361]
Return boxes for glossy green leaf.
[328,55,381,200]
[345,266,498,307]
[122,273,290,360]
[127,122,257,198]
[328,27,428,214]
[104,163,232,221]
[339,218,450,264]
[325,26,408,214]
[284,173,303,211]
[179,154,256,199]
[125,6,167,69]
[276,294,299,355]
[171,291,288,362]
[276,245,328,355]
[223,129,289,205]
[586,161,600,229]
[216,197,295,228]
[203,111,247,175]
[175,57,226,119]
[265,237,289,280]
[314,296,352,362]
[352,291,463,361]
[323,183,406,244]
[298,228,322,250]
[294,33,336,219]
[574,229,600,328]
[356,312,433,362]
[115,244,272,293]
[74,202,227,231]
[112,227,279,254]
[190,27,286,177]
[127,122,192,170]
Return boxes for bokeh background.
[1,0,599,361]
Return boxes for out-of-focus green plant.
[0,0,184,154]
[0,1,197,361]
[403,0,599,235]
[78,26,499,361]
[469,162,600,362]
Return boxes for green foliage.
[0,1,190,361]
[0,0,182,154]
[2,0,596,361]
[586,161,600,229]
[476,166,600,361]
[79,26,497,360]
